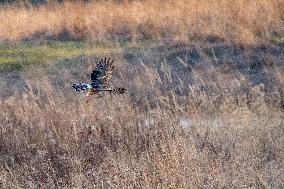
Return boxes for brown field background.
[1,0,284,188]
[0,0,283,43]
[1,44,284,188]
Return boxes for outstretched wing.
[91,57,114,87]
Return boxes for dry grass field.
[0,0,283,43]
[0,0,284,188]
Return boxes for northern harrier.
[72,57,126,96]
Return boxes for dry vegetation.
[0,0,283,43]
[0,0,284,188]
[1,43,284,188]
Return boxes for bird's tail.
[111,87,127,94]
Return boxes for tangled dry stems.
[0,50,283,188]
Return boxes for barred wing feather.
[91,57,114,86]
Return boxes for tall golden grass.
[0,51,283,187]
[0,0,283,43]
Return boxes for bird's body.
[72,57,126,97]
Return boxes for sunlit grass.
[0,0,283,43]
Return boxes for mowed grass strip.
[0,40,126,71]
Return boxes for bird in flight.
[72,57,126,97]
